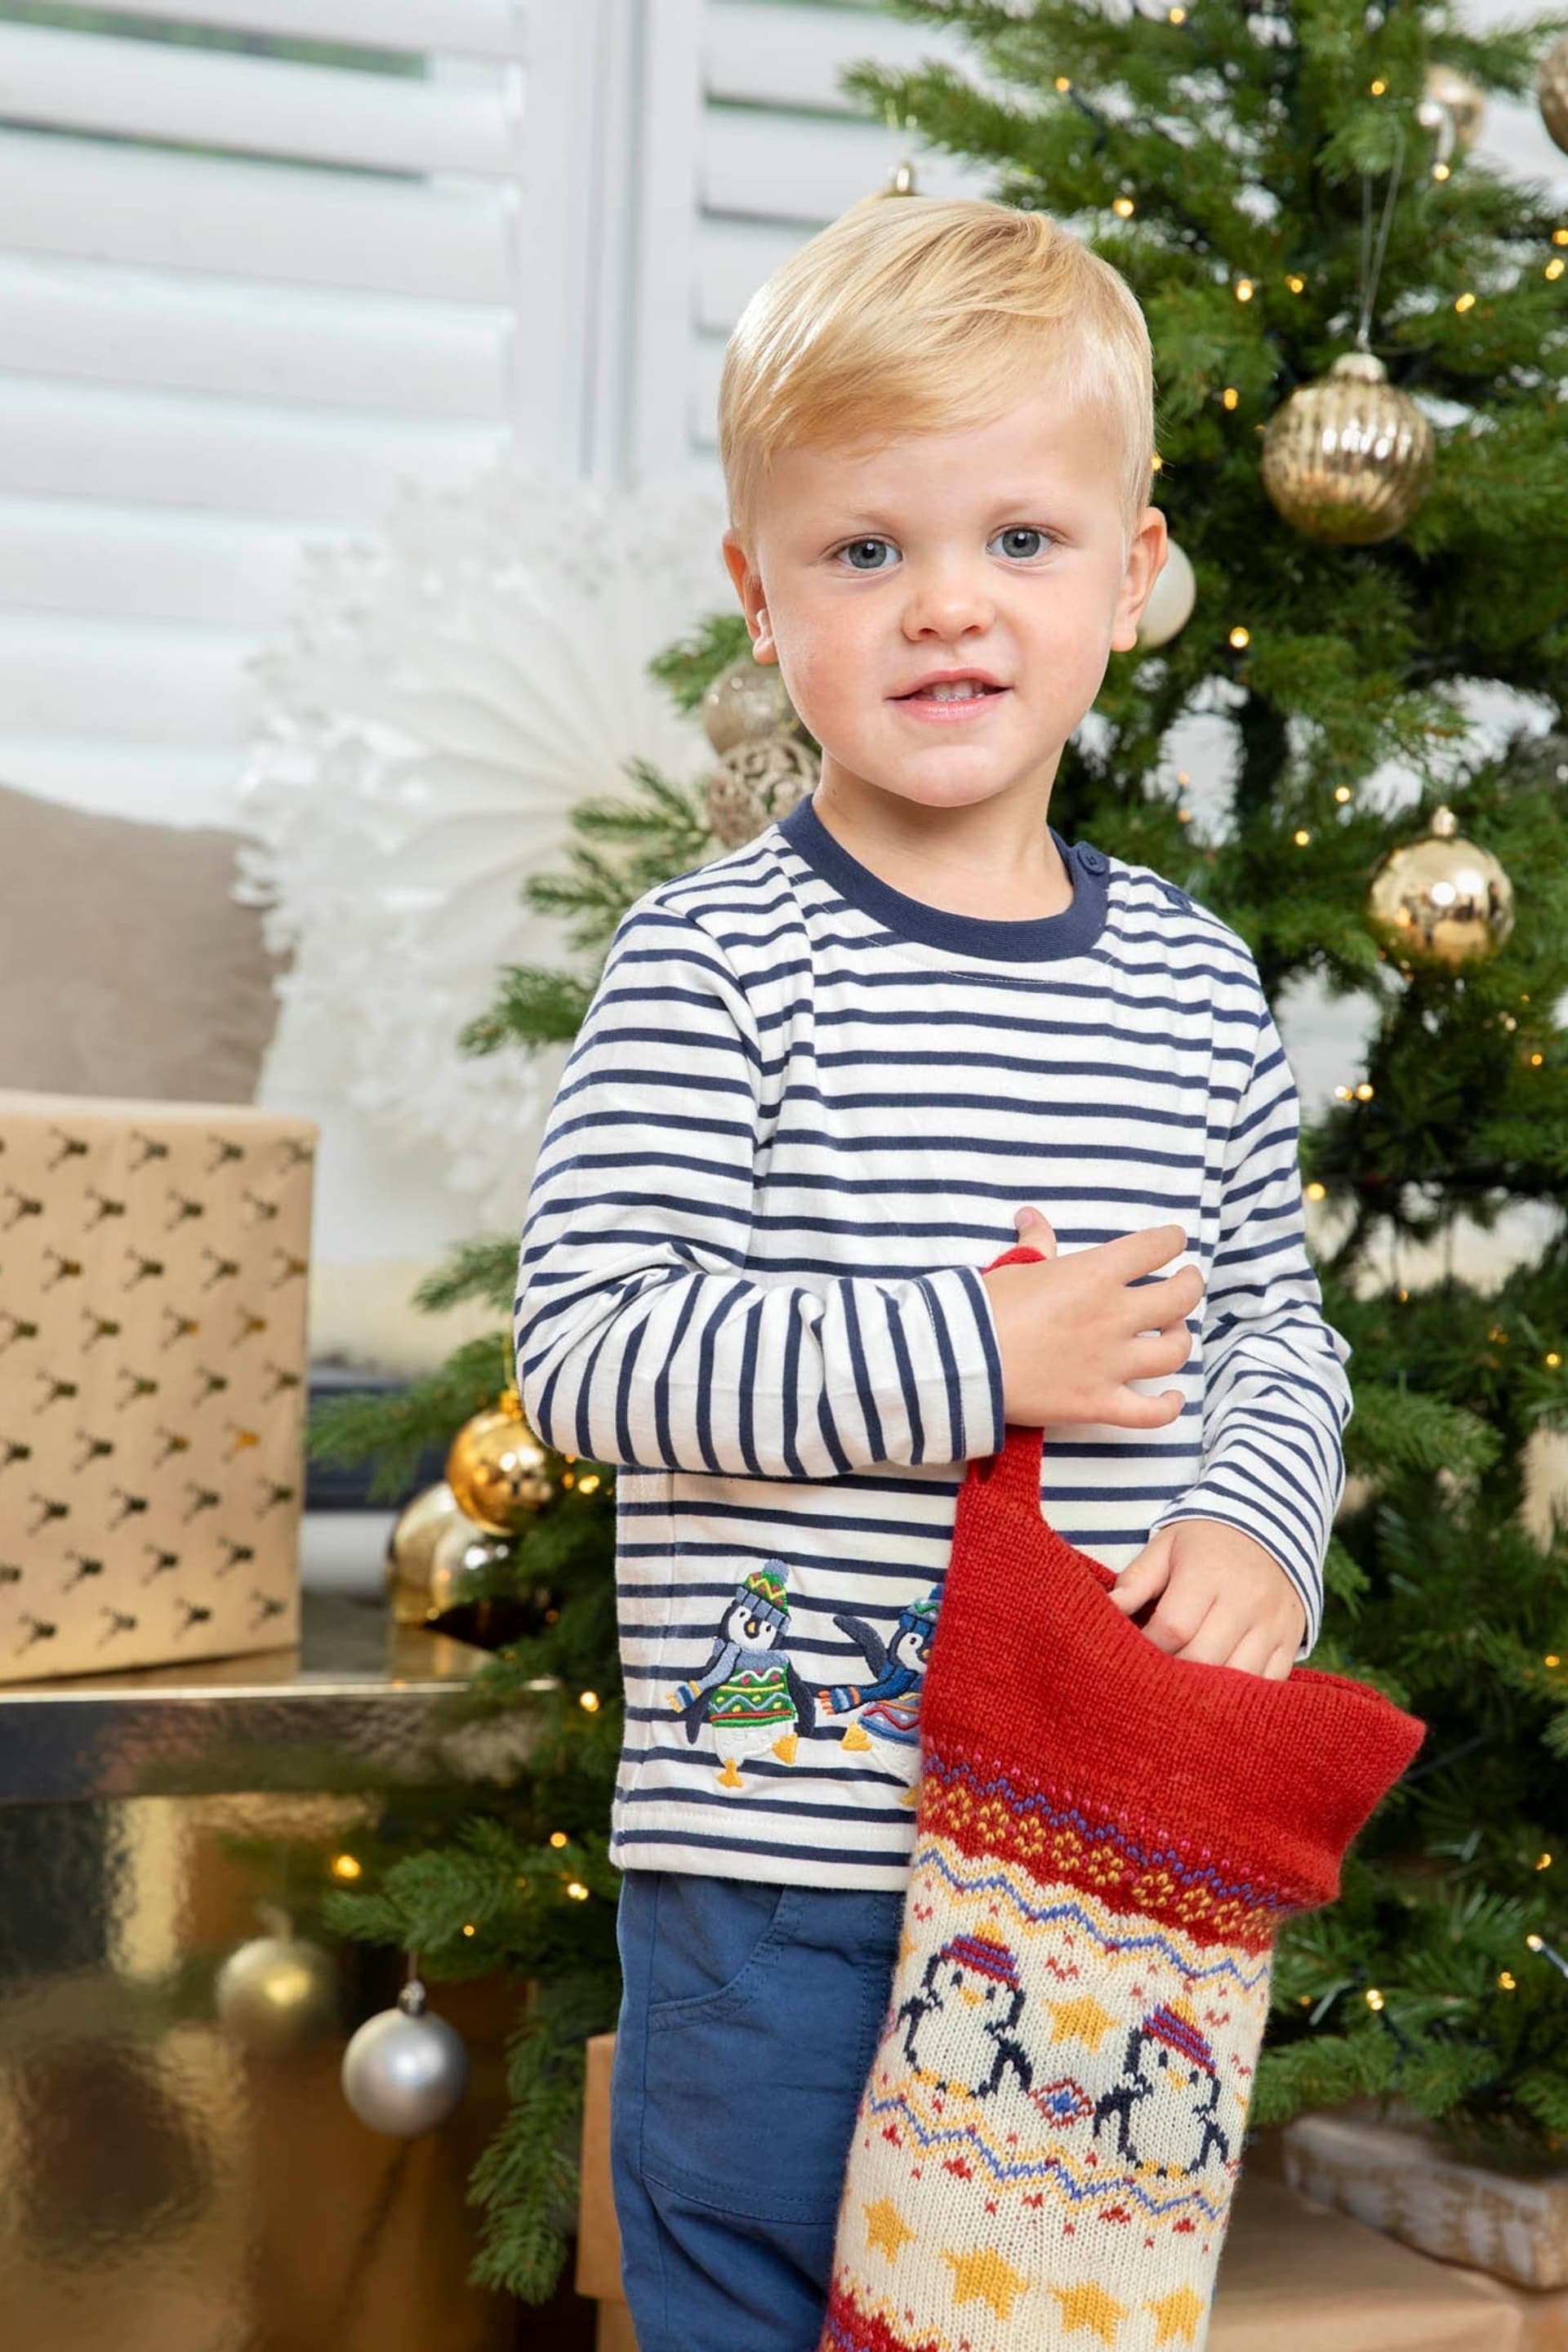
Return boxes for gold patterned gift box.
[0,1092,316,1682]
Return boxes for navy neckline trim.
[777,795,1110,964]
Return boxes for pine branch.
[306,1333,513,1500]
[412,1238,520,1319]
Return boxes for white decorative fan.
[237,461,732,1219]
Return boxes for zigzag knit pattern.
[819,1251,1424,2352]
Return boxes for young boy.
[514,193,1352,2352]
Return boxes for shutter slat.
[704,0,966,114]
[0,616,258,744]
[0,254,512,418]
[0,23,526,179]
[0,497,325,634]
[702,103,991,220]
[77,0,525,61]
[0,129,514,304]
[0,380,503,527]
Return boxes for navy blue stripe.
[511,827,1351,1885]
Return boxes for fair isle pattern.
[920,1753,1294,1954]
[514,795,1354,1892]
[817,1758,1275,2351]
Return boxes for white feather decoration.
[237,461,733,1220]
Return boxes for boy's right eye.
[835,537,893,573]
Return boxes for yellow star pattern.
[863,2200,915,2261]
[1146,2286,1207,2344]
[940,2246,1034,2320]
[1049,2281,1129,2344]
[1046,1995,1117,2051]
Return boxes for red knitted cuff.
[926,1245,1424,1936]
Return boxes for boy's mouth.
[892,680,1009,720]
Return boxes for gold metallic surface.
[445,1403,555,1538]
[383,1483,469,1624]
[1540,32,1568,157]
[706,733,820,849]
[1366,804,1515,969]
[0,1592,549,1803]
[701,657,797,755]
[1260,351,1435,545]
[0,1600,530,2350]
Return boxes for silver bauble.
[1135,539,1196,651]
[702,659,798,755]
[1260,350,1435,545]
[216,1932,337,2056]
[1365,804,1514,970]
[341,1976,470,2137]
[706,733,819,850]
[425,1516,514,1617]
[1539,32,1568,157]
[384,1481,468,1625]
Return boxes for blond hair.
[719,193,1156,556]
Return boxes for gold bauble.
[216,1932,337,2055]
[1260,351,1435,545]
[1423,63,1486,151]
[384,1481,467,1625]
[425,1516,514,1615]
[446,1392,555,1535]
[702,659,800,755]
[706,733,819,850]
[1539,32,1568,157]
[1365,804,1514,970]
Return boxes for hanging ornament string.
[1356,122,1406,352]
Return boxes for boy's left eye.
[831,528,1055,572]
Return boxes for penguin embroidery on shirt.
[666,1561,817,1792]
[894,1931,1033,2100]
[1091,2000,1232,2176]
[817,1590,938,1806]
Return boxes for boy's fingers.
[1107,1551,1170,1613]
[1013,1205,1058,1255]
[1108,1221,1191,1272]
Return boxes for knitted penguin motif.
[818,1245,1424,2352]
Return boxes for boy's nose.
[902,572,996,637]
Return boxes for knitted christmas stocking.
[820,1253,1423,2352]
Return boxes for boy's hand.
[982,1204,1203,1432]
[1107,1517,1305,1679]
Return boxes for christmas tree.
[314,0,1568,2303]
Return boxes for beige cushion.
[0,782,286,1102]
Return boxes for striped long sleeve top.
[513,794,1353,1893]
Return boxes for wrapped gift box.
[577,2030,1568,2350]
[1284,2104,1568,2290]
[0,1091,315,1682]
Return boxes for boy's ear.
[1109,505,1170,655]
[721,529,777,664]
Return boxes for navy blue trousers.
[610,1868,906,2352]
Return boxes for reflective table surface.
[0,1589,539,2350]
[0,1588,546,1805]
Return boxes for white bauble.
[237,463,732,1219]
[1135,540,1196,651]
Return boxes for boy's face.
[722,387,1167,825]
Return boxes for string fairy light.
[1527,1932,1568,1983]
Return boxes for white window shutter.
[0,0,987,821]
